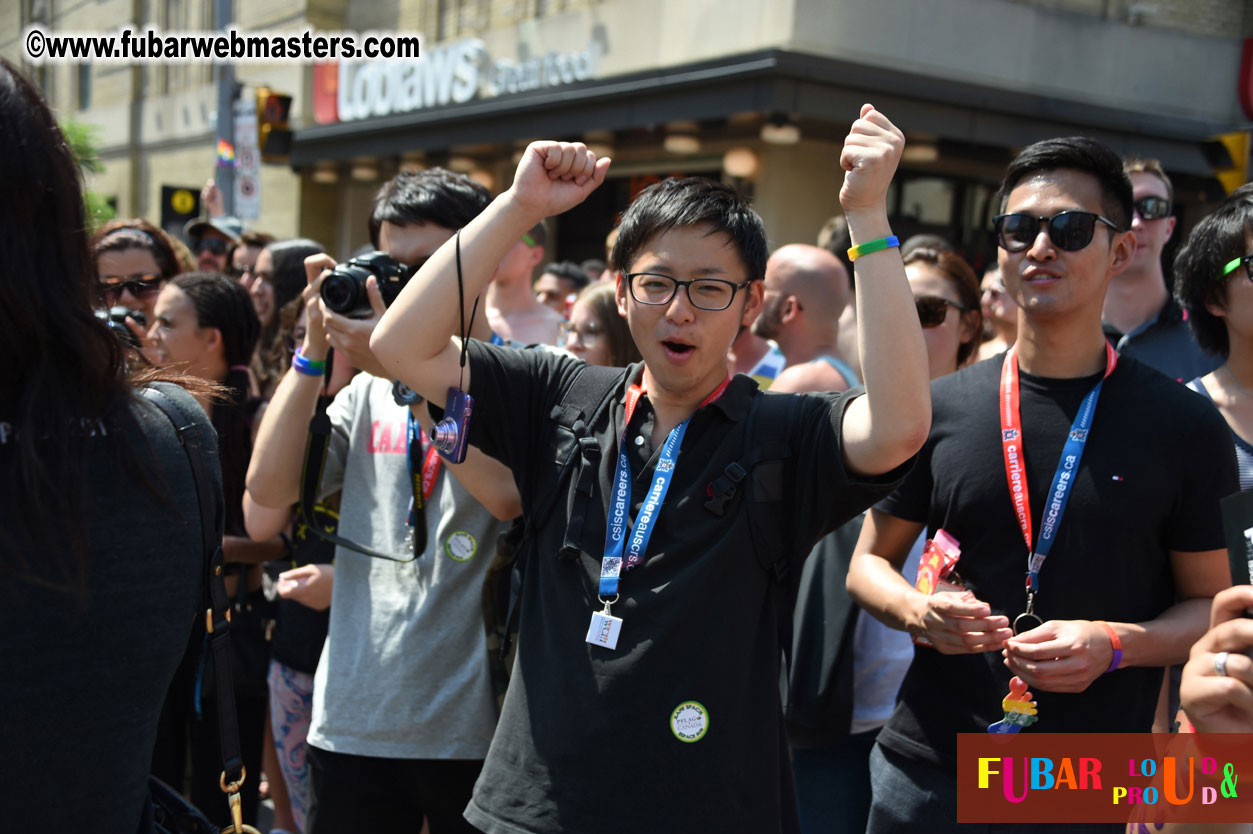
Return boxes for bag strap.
[140,384,253,832]
[550,364,624,560]
[298,351,417,562]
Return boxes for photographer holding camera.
[244,168,521,834]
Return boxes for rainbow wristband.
[292,347,326,377]
[847,235,900,262]
[1095,620,1123,674]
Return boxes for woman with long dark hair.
[248,238,326,399]
[0,57,218,830]
[145,271,283,826]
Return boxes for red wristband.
[1094,620,1122,674]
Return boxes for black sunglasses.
[194,237,229,256]
[915,295,969,328]
[993,211,1123,253]
[1133,196,1172,221]
[99,273,163,300]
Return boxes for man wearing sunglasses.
[1100,158,1218,382]
[184,215,245,274]
[848,136,1236,833]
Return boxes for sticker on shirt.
[444,530,477,562]
[670,700,709,743]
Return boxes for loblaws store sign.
[313,37,604,124]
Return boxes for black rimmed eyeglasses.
[624,272,753,312]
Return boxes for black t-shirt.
[875,353,1236,768]
[0,385,215,831]
[460,341,909,834]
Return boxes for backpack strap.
[495,362,624,663]
[544,364,624,560]
[141,384,252,827]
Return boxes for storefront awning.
[291,48,1229,176]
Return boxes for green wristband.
[847,235,900,262]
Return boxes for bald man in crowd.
[753,243,860,392]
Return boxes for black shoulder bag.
[141,384,261,834]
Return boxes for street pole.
[215,0,236,216]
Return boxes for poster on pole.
[233,99,261,221]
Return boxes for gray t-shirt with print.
[307,372,503,759]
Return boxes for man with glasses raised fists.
[372,104,930,834]
[847,137,1237,834]
[1101,157,1218,382]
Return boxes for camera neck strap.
[299,348,421,561]
[455,229,479,388]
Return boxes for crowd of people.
[4,52,1253,834]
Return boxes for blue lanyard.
[1000,343,1117,595]
[598,377,729,598]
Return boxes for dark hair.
[575,282,641,368]
[169,272,259,534]
[611,177,767,285]
[368,167,492,248]
[0,57,127,588]
[228,230,276,268]
[91,217,181,283]
[903,246,984,366]
[1173,184,1253,358]
[539,260,590,292]
[253,238,325,397]
[997,137,1134,232]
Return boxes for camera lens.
[320,271,362,315]
[430,419,458,455]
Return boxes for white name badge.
[586,609,623,650]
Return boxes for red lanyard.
[1000,342,1116,574]
[624,374,731,426]
[419,441,440,501]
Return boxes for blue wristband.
[292,348,326,377]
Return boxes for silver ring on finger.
[1214,651,1230,677]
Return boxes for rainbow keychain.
[988,676,1039,733]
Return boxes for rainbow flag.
[216,139,236,166]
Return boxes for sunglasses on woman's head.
[99,273,163,301]
[915,295,969,328]
[993,211,1122,253]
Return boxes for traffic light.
[256,87,293,164]
[1212,131,1250,195]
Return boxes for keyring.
[1214,651,1230,677]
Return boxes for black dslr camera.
[319,251,415,318]
[96,305,147,350]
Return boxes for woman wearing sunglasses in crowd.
[904,246,983,377]
[248,238,327,400]
[560,281,643,368]
[145,272,285,827]
[91,217,182,338]
[0,58,221,830]
[1175,184,1253,502]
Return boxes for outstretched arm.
[836,105,931,476]
[372,142,610,402]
